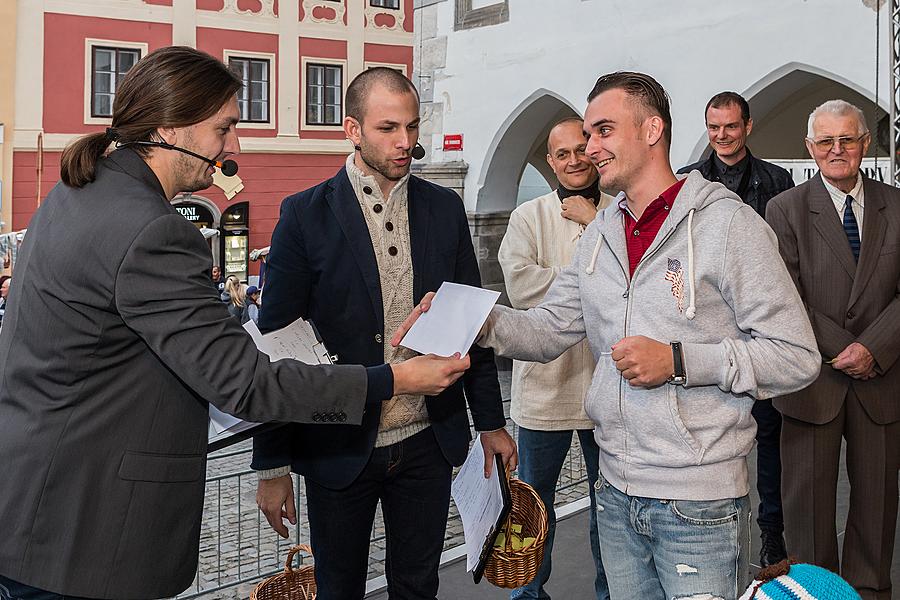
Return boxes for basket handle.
[500,466,514,552]
[283,544,314,574]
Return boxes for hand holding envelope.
[391,282,499,355]
[394,282,500,357]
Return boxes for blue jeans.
[510,427,609,600]
[0,576,91,600]
[594,472,751,600]
[304,427,452,600]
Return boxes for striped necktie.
[843,195,860,262]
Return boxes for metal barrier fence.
[179,394,592,599]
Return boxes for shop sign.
[174,203,215,229]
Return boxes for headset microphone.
[353,142,426,160]
[121,140,239,177]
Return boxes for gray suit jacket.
[766,173,900,425]
[0,149,390,599]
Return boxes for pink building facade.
[12,0,413,279]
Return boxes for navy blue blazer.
[251,167,506,489]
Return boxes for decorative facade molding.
[221,0,277,18]
[365,4,405,32]
[302,0,346,24]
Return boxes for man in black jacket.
[678,91,794,567]
[252,68,517,600]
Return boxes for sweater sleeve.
[480,235,588,363]
[498,206,560,309]
[681,205,821,399]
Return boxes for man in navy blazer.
[252,68,517,600]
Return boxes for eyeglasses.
[806,133,868,151]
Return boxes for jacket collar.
[808,173,858,279]
[103,147,169,201]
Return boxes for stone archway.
[475,89,581,213]
[468,90,581,307]
[687,63,889,176]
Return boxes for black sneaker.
[759,529,787,567]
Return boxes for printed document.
[451,434,506,572]
[208,318,331,446]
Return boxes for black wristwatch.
[668,341,686,385]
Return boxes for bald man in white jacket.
[498,118,614,600]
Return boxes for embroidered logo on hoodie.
[664,258,685,313]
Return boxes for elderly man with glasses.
[766,99,900,600]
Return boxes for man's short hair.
[806,99,869,139]
[587,71,672,147]
[706,91,751,123]
[546,116,584,154]
[345,67,419,123]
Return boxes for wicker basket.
[483,475,548,589]
[250,544,317,600]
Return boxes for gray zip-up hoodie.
[482,170,820,501]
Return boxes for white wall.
[424,0,891,211]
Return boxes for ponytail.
[60,132,113,188]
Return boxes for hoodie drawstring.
[585,233,604,274]
[584,208,697,321]
[685,208,696,320]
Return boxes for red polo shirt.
[621,178,686,276]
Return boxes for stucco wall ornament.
[221,0,277,18]
[365,4,404,31]
[302,0,346,24]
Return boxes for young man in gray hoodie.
[394,72,820,600]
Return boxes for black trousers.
[752,398,784,532]
[304,427,452,600]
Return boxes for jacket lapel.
[809,174,857,279]
[848,178,887,308]
[325,168,383,326]
[407,177,429,302]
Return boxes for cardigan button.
[363,186,373,195]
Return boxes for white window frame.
[83,39,148,126]
[224,49,277,130]
[301,57,348,132]
[363,61,408,76]
[370,0,400,9]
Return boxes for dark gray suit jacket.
[766,173,900,425]
[0,149,392,599]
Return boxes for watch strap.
[670,341,685,383]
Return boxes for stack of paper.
[207,318,332,448]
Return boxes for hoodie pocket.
[666,385,704,464]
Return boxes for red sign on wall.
[443,134,463,151]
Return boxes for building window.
[370,0,400,8]
[91,46,141,118]
[229,57,270,123]
[306,64,342,126]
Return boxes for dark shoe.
[759,529,787,567]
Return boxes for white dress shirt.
[821,173,864,241]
